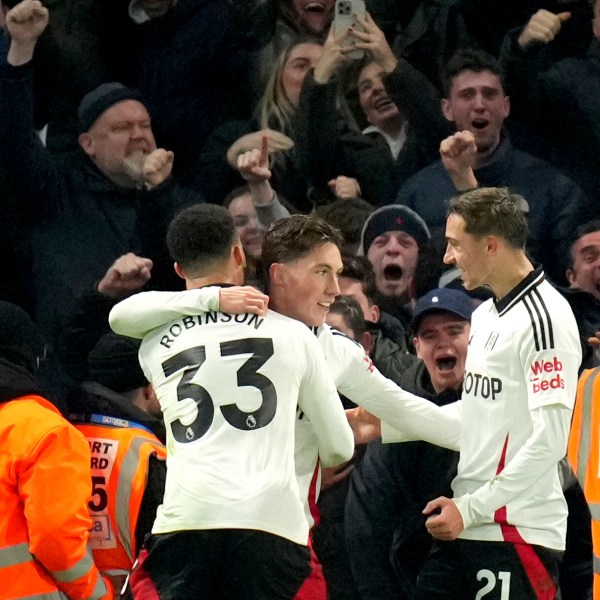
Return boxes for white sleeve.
[381,401,462,450]
[109,288,220,338]
[454,404,571,529]
[296,333,355,468]
[323,330,462,450]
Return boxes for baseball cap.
[410,288,475,334]
[78,82,145,132]
[358,205,431,256]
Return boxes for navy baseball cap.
[411,288,475,334]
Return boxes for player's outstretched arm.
[321,327,462,450]
[109,286,268,338]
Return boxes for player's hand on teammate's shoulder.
[219,286,269,316]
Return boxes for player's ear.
[232,242,245,268]
[174,262,186,280]
[486,235,499,256]
[269,262,286,287]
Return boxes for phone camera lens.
[338,1,351,15]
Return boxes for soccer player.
[114,186,582,598]
[118,204,353,600]
[111,213,463,598]
[397,187,580,599]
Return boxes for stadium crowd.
[0,0,599,598]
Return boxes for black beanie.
[88,333,148,393]
[358,205,431,255]
[78,82,145,132]
[0,301,40,371]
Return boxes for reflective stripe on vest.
[87,571,110,600]
[73,420,165,575]
[0,544,106,600]
[52,549,96,582]
[0,542,31,568]
[575,370,596,486]
[115,435,158,562]
[569,368,600,581]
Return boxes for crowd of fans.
[0,0,599,598]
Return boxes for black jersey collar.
[495,266,545,316]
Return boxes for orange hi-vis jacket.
[72,414,166,578]
[568,367,600,599]
[0,395,112,600]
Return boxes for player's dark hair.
[167,204,238,276]
[262,215,343,270]
[448,187,529,250]
[340,254,378,305]
[443,48,506,97]
[328,295,366,341]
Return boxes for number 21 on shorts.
[476,569,511,600]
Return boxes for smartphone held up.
[332,0,366,60]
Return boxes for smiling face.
[79,99,156,187]
[270,242,343,326]
[227,193,265,260]
[358,61,401,131]
[442,70,509,156]
[281,42,324,106]
[567,230,600,300]
[413,312,470,393]
[443,214,491,291]
[367,231,419,298]
[290,0,335,34]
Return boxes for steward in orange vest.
[0,301,112,600]
[568,367,600,599]
[69,333,167,597]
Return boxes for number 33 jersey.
[138,307,353,545]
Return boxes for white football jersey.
[450,269,581,550]
[132,298,353,546]
[111,288,461,529]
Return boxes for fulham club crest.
[485,332,499,352]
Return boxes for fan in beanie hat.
[358,205,431,256]
[78,82,145,132]
[357,205,431,300]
